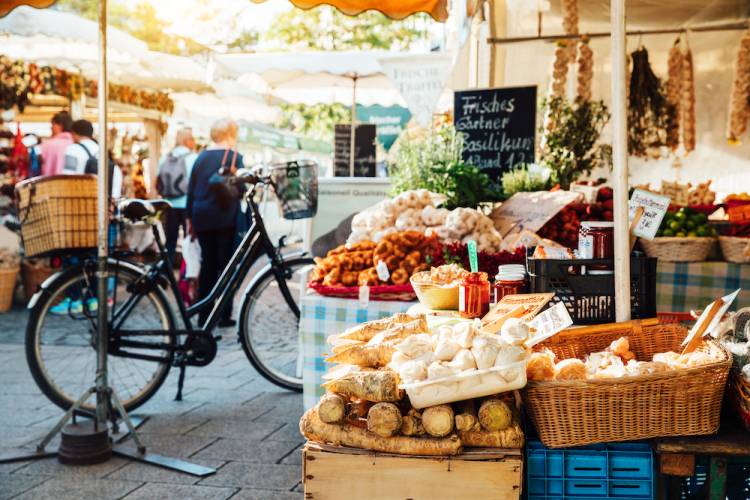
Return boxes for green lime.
[686,220,696,230]
[676,231,686,237]
[669,221,682,231]
[663,228,675,237]
[696,227,708,237]
[710,228,718,237]
[687,231,697,237]
[673,212,687,222]
[682,207,694,215]
[695,213,708,224]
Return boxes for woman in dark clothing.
[186,118,243,327]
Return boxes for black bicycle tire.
[25,262,177,412]
[238,256,313,392]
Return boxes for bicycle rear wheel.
[239,257,313,392]
[26,262,175,412]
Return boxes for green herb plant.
[388,124,501,209]
[501,165,553,198]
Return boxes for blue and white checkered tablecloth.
[656,261,750,312]
[300,292,415,410]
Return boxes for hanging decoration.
[549,0,578,99]
[0,54,174,115]
[682,47,696,153]
[627,47,671,159]
[665,39,683,151]
[576,36,593,102]
[728,29,750,143]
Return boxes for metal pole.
[349,74,357,177]
[611,0,631,322]
[96,0,110,425]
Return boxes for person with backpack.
[157,127,197,261]
[63,119,123,198]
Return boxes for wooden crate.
[303,443,522,500]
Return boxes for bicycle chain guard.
[183,334,217,367]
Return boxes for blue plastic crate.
[527,440,655,499]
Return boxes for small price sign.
[629,189,671,240]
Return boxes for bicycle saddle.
[120,198,172,222]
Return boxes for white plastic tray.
[399,359,528,409]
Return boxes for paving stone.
[135,413,211,436]
[13,477,143,500]
[199,462,300,490]
[122,482,237,499]
[264,423,304,443]
[0,473,49,500]
[183,388,266,406]
[11,456,129,479]
[279,445,303,466]
[182,401,270,424]
[187,419,283,441]
[118,434,219,459]
[106,458,225,485]
[192,438,300,463]
[229,488,303,500]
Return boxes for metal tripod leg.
[109,388,145,454]
[37,387,96,453]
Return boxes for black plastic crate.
[526,251,657,325]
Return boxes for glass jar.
[493,264,527,304]
[579,221,615,259]
[459,272,490,319]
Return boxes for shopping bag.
[182,237,201,279]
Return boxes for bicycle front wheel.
[26,262,176,412]
[239,257,313,392]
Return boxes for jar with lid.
[459,272,490,319]
[493,264,527,304]
[578,221,615,259]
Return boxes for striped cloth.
[656,261,750,313]
[300,292,414,410]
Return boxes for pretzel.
[390,268,409,285]
[341,271,359,287]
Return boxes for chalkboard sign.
[454,85,537,180]
[334,124,376,177]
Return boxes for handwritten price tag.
[525,302,574,347]
[629,189,671,240]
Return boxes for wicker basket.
[731,369,750,432]
[0,267,19,312]
[307,282,416,301]
[640,237,716,262]
[16,175,98,257]
[719,236,750,264]
[524,323,731,448]
[21,260,57,303]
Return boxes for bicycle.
[24,161,318,413]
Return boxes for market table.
[300,291,415,409]
[656,261,750,312]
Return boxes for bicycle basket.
[270,160,318,220]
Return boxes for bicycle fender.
[239,251,312,301]
[26,258,159,309]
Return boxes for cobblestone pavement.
[0,304,305,500]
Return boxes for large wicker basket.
[0,267,19,312]
[640,237,716,262]
[524,323,731,448]
[731,369,750,432]
[16,175,98,257]
[719,236,750,264]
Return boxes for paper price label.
[358,285,370,307]
[629,189,671,240]
[376,260,390,282]
[525,302,574,347]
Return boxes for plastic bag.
[182,237,201,279]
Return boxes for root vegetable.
[478,399,512,432]
[367,402,403,438]
[301,407,462,456]
[368,319,428,345]
[338,314,425,342]
[347,398,373,419]
[401,413,426,436]
[422,405,455,437]
[323,370,402,402]
[459,423,525,449]
[326,343,395,368]
[318,393,346,424]
[454,400,478,432]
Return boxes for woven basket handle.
[549,318,658,343]
[18,183,35,226]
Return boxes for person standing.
[157,127,197,262]
[63,119,123,198]
[186,119,243,327]
[40,111,73,176]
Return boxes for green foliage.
[501,165,552,198]
[226,29,260,52]
[263,6,428,51]
[540,97,611,190]
[276,102,350,142]
[388,125,502,209]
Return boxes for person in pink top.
[40,111,73,176]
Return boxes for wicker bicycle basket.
[16,175,98,257]
[640,237,715,262]
[524,323,731,448]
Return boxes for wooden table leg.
[708,456,727,500]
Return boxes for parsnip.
[317,393,346,424]
[422,405,455,437]
[459,423,525,449]
[338,314,426,342]
[322,370,402,402]
[300,407,462,456]
[454,400,478,432]
[478,399,512,432]
[366,402,402,438]
[325,343,394,368]
[401,415,426,436]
